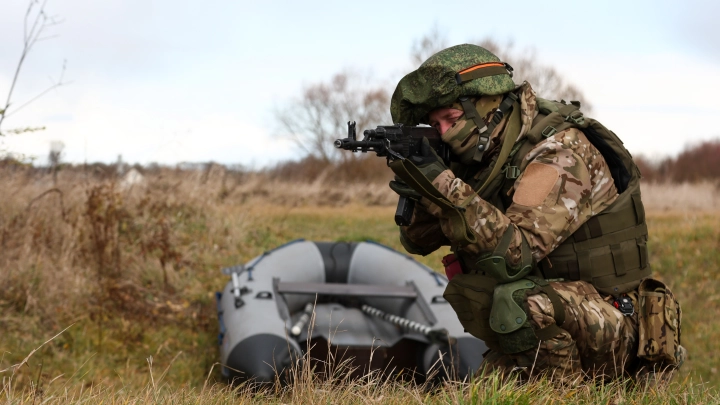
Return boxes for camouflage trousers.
[480,280,683,382]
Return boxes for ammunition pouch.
[637,278,682,366]
[443,273,499,349]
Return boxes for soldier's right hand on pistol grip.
[389,177,422,201]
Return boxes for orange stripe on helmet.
[457,62,506,75]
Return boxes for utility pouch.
[637,278,682,365]
[443,273,498,348]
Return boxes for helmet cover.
[391,44,515,125]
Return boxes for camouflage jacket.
[401,83,619,269]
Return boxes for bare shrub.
[275,71,390,162]
[0,166,227,327]
[83,183,126,281]
[1,0,66,138]
[635,155,663,183]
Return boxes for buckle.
[541,126,557,138]
[491,110,504,124]
[565,110,585,125]
[503,165,520,179]
[504,62,514,77]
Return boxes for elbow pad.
[475,227,533,284]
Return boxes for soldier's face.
[428,107,464,135]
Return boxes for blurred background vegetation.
[2,4,720,404]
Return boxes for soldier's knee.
[526,292,557,329]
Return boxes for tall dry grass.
[2,325,717,404]
[1,161,719,403]
[641,182,720,212]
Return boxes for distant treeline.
[0,155,394,185]
[2,139,718,185]
[635,139,720,183]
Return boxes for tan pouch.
[443,273,498,348]
[637,278,682,365]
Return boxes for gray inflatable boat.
[216,239,487,384]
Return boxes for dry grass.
[641,182,720,212]
[2,330,718,404]
[1,164,719,403]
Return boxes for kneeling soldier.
[388,44,686,382]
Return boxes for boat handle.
[256,291,273,299]
[431,295,447,304]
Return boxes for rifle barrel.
[334,138,385,151]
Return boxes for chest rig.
[457,97,650,296]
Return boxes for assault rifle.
[334,121,452,227]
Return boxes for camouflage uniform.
[418,84,618,266]
[392,51,685,381]
[483,282,641,381]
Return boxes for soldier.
[388,44,685,382]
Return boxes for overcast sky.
[1,0,718,167]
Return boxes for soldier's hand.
[389,177,422,201]
[409,137,448,183]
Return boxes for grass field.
[1,167,719,403]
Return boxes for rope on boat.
[361,304,432,335]
[289,302,453,344]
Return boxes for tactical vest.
[457,97,650,295]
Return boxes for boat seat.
[276,282,417,299]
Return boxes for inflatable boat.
[216,239,487,384]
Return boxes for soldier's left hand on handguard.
[408,137,448,183]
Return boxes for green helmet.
[391,44,515,125]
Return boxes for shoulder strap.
[459,101,522,209]
[499,136,535,182]
[459,92,518,164]
[525,100,589,144]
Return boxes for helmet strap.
[459,92,519,163]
